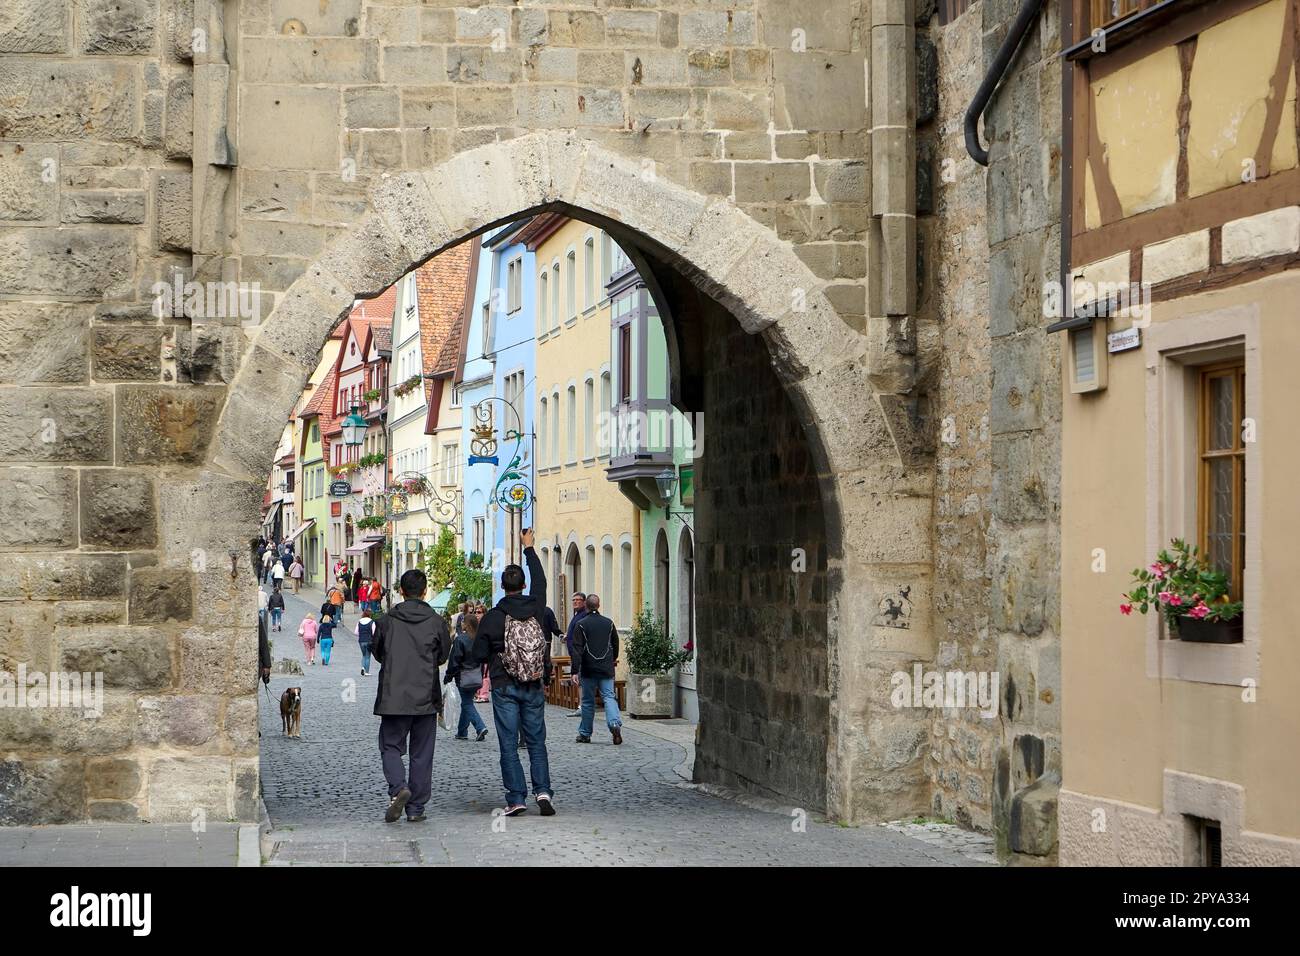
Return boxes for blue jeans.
[359,642,371,672]
[490,683,551,806]
[578,676,623,738]
[270,608,282,628]
[320,637,334,665]
[457,686,487,737]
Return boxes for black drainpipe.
[964,0,1047,166]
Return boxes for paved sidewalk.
[0,823,248,866]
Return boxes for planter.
[627,671,674,718]
[1174,615,1244,644]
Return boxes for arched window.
[620,540,634,628]
[538,271,548,334]
[599,371,611,456]
[583,376,595,460]
[678,527,695,653]
[601,541,614,615]
[654,530,670,640]
[566,384,577,464]
[538,397,548,469]
[550,389,560,467]
[584,236,596,308]
[566,249,577,319]
[550,261,560,332]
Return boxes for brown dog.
[280,686,302,738]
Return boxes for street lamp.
[341,404,367,447]
[655,467,678,506]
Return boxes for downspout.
[964,0,1047,166]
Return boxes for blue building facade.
[459,221,537,601]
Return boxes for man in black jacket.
[371,568,451,823]
[571,593,623,745]
[472,528,556,817]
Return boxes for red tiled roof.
[414,242,474,406]
[299,367,341,459]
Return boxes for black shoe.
[503,804,527,817]
[612,727,623,745]
[454,734,469,740]
[576,735,591,744]
[476,728,489,741]
[407,813,426,823]
[385,787,411,823]
[536,794,555,817]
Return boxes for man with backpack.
[570,593,623,745]
[472,528,555,817]
[371,568,452,823]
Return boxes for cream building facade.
[527,215,638,661]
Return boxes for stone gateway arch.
[3,0,1056,845]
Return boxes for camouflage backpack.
[501,614,547,683]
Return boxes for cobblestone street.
[259,588,993,866]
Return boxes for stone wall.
[981,0,1063,859]
[920,0,997,833]
[693,305,830,810]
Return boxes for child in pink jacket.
[298,613,319,665]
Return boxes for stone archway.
[204,132,934,823]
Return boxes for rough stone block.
[155,169,193,252]
[243,36,379,84]
[0,302,90,384]
[92,325,164,380]
[79,0,154,54]
[0,146,59,221]
[158,472,264,570]
[0,553,126,602]
[128,566,194,624]
[734,162,810,202]
[0,0,70,53]
[0,758,86,825]
[345,86,401,128]
[271,0,361,36]
[239,86,340,171]
[61,189,147,224]
[137,694,221,746]
[1008,775,1059,855]
[0,467,77,548]
[0,62,136,140]
[165,75,193,159]
[0,226,135,299]
[86,756,142,799]
[680,10,755,46]
[88,800,141,822]
[381,44,449,84]
[60,626,174,691]
[147,756,231,822]
[0,386,112,463]
[116,384,226,465]
[773,51,866,131]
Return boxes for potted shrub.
[625,607,690,718]
[1121,539,1243,643]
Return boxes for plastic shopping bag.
[441,675,460,734]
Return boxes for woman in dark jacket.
[351,567,364,610]
[442,613,488,741]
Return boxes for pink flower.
[1158,591,1172,604]
[1189,603,1210,620]
[1169,594,1183,607]
[1149,562,1166,580]
[1120,603,1133,616]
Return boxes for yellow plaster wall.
[1061,270,1300,839]
[1187,0,1298,197]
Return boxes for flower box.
[1174,615,1244,645]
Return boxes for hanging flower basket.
[393,374,423,398]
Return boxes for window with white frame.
[550,261,560,331]
[583,376,594,459]
[566,249,577,320]
[538,272,548,335]
[601,233,613,283]
[550,390,560,468]
[538,396,548,469]
[507,257,522,313]
[504,370,524,419]
[566,385,577,464]
[481,300,492,357]
[442,443,458,486]
[584,236,596,309]
[599,371,611,456]
[473,516,485,556]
